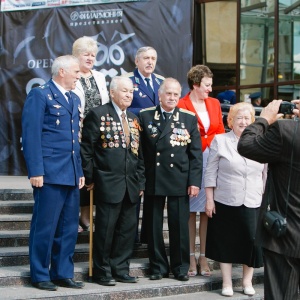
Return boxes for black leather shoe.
[32,281,58,291]
[149,273,169,280]
[149,274,162,280]
[114,274,138,283]
[52,278,84,289]
[175,274,189,281]
[94,276,116,286]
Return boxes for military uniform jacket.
[139,106,203,196]
[238,118,300,258]
[22,79,83,186]
[126,69,164,116]
[80,102,145,204]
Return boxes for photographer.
[237,99,300,300]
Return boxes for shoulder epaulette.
[122,72,134,77]
[140,106,156,112]
[154,73,165,80]
[179,108,196,116]
[38,84,49,89]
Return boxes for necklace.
[81,72,93,90]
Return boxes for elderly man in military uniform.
[22,55,85,291]
[138,78,203,281]
[80,76,145,286]
[126,46,164,116]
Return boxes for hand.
[29,176,43,187]
[260,100,284,124]
[291,99,300,117]
[79,177,85,189]
[205,199,215,218]
[188,186,200,198]
[85,183,94,191]
[139,190,144,197]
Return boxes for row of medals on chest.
[148,122,192,147]
[99,115,139,153]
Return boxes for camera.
[278,101,296,115]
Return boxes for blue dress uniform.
[22,79,83,283]
[139,106,202,277]
[125,69,164,116]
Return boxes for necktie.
[65,92,73,109]
[145,78,154,98]
[163,112,172,122]
[121,112,130,147]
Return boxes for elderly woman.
[177,65,224,277]
[204,102,267,297]
[72,36,109,231]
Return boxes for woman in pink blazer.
[177,65,224,277]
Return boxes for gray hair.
[158,77,181,95]
[135,46,157,59]
[110,76,133,91]
[72,36,98,57]
[51,55,79,77]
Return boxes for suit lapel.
[228,130,239,154]
[134,70,155,104]
[159,107,180,140]
[49,82,73,114]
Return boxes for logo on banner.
[70,9,123,26]
[91,30,135,81]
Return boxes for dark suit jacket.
[80,102,145,204]
[126,69,164,116]
[238,118,300,258]
[139,106,203,196]
[22,79,83,186]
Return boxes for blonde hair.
[72,36,98,57]
[227,102,255,129]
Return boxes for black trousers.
[263,248,300,300]
[146,195,190,277]
[93,191,137,278]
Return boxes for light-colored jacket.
[73,70,109,114]
[204,130,267,208]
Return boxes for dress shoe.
[79,220,90,231]
[32,281,58,291]
[94,276,116,286]
[175,274,189,281]
[243,286,255,296]
[149,273,169,280]
[221,286,234,297]
[114,274,139,283]
[52,278,84,289]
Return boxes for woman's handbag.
[263,119,298,238]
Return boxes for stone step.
[0,230,89,247]
[0,262,264,299]
[0,214,32,230]
[0,241,156,267]
[0,189,33,201]
[0,200,33,214]
[137,284,265,300]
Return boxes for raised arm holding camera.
[237,99,300,300]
